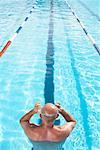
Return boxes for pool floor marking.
[44,0,55,104]
[0,6,35,57]
[65,0,100,55]
[77,0,100,21]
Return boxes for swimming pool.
[0,0,100,149]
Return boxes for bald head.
[41,103,58,118]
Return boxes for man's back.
[24,125,69,142]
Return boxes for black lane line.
[57,2,92,150]
[39,0,60,125]
[77,0,100,21]
[44,0,55,104]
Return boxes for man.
[20,103,77,150]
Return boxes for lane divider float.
[0,6,35,57]
[65,0,100,55]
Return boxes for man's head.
[40,103,59,124]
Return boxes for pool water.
[0,0,100,150]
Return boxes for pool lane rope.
[64,0,100,55]
[0,6,35,57]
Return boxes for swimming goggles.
[39,109,59,118]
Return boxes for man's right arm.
[56,104,77,136]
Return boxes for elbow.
[19,118,23,125]
[20,119,22,124]
[71,119,77,125]
[73,119,77,125]
[19,118,29,124]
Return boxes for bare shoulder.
[21,124,42,140]
[55,121,76,137]
[59,121,76,130]
[20,121,40,137]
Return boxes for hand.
[55,103,63,113]
[33,103,41,113]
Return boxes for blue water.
[29,140,65,150]
[0,0,100,150]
